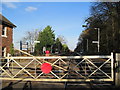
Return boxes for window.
[2,26,7,37]
[2,47,6,57]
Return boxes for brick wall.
[0,25,2,57]
[2,26,13,55]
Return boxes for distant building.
[0,14,16,57]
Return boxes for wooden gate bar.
[0,78,113,82]
[0,53,114,82]
[5,56,111,59]
[87,58,111,78]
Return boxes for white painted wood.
[5,56,111,59]
[111,52,114,80]
[1,53,113,82]
[51,71,60,79]
[11,59,35,79]
[115,53,120,87]
[0,78,113,82]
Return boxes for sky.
[2,2,91,51]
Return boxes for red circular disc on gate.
[41,63,52,74]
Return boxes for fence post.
[111,52,114,81]
[115,53,120,87]
[7,53,10,67]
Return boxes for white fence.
[0,53,114,82]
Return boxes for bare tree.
[57,35,67,45]
[21,29,41,52]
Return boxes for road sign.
[92,41,98,43]
[41,63,52,74]
[43,47,46,53]
[34,41,40,43]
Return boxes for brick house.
[0,14,16,57]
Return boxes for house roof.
[0,14,16,28]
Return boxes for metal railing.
[0,53,114,82]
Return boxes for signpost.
[82,25,100,53]
[92,41,98,43]
[41,63,52,74]
[32,41,40,52]
[92,28,100,52]
[34,41,40,43]
[43,47,46,54]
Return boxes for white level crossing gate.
[0,53,114,82]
